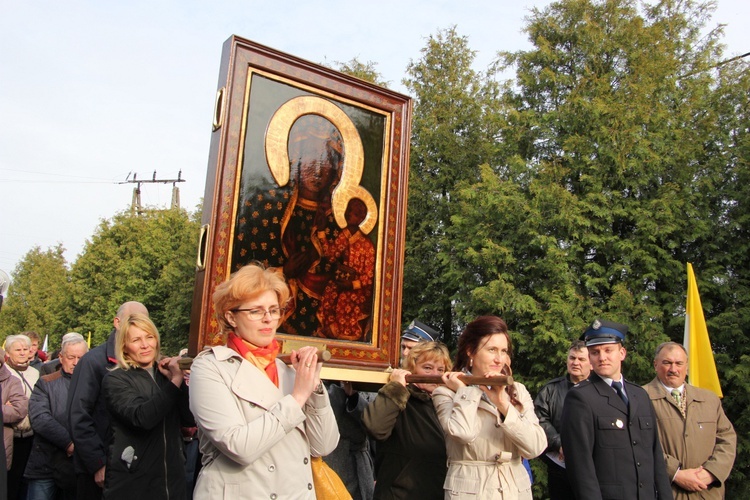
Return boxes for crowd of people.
[0,261,737,499]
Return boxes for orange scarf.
[227,332,280,387]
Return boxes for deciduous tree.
[68,208,200,355]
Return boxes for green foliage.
[401,26,504,348]
[698,58,750,497]
[335,58,389,87]
[487,0,726,386]
[68,208,200,355]
[404,0,749,496]
[0,245,72,349]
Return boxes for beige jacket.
[8,365,39,437]
[644,378,736,499]
[189,345,339,499]
[433,382,546,499]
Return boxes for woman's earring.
[469,358,473,367]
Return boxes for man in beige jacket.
[644,342,736,499]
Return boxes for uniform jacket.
[363,382,447,500]
[0,364,27,469]
[189,345,339,500]
[67,328,117,475]
[534,375,572,453]
[644,379,736,500]
[432,382,546,499]
[25,370,73,479]
[102,366,192,500]
[561,374,673,500]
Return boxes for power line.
[678,51,750,80]
[0,179,115,184]
[0,167,119,182]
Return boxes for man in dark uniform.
[561,319,673,500]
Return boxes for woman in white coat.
[189,263,339,499]
[433,316,546,499]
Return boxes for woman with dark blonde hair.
[433,316,546,499]
[101,313,192,500]
[188,262,339,499]
[363,341,452,499]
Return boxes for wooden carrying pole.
[178,354,512,387]
[178,348,331,370]
[178,351,512,387]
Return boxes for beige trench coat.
[644,378,736,500]
[189,345,339,500]
[433,382,546,499]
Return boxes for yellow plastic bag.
[310,456,352,500]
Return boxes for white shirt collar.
[660,382,684,395]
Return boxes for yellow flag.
[683,263,723,397]
[87,332,92,348]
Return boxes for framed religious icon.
[188,36,412,383]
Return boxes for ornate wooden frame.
[188,36,411,382]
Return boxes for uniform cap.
[581,319,628,346]
[401,320,439,343]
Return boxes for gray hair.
[653,341,687,361]
[60,332,87,355]
[4,334,31,350]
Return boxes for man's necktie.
[671,389,681,406]
[612,380,629,408]
[671,389,685,417]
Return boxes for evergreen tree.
[402,26,503,347]
[445,0,746,495]
[467,0,728,383]
[697,57,750,495]
[0,245,72,349]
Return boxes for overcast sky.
[1,0,748,278]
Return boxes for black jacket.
[534,374,573,453]
[561,374,673,500]
[67,329,117,475]
[25,370,73,479]
[363,382,447,500]
[102,366,192,500]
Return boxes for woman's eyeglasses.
[231,307,284,321]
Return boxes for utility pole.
[120,171,185,215]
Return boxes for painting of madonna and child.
[230,72,388,343]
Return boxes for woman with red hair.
[188,263,339,499]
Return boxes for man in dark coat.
[561,319,673,500]
[66,301,148,500]
[324,381,375,500]
[534,339,590,499]
[25,334,88,499]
